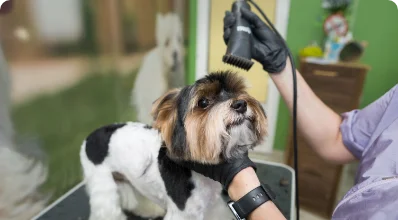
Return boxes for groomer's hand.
[224,8,288,73]
[179,151,256,190]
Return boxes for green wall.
[187,0,197,85]
[274,0,398,150]
[353,0,398,105]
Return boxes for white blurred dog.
[131,12,185,125]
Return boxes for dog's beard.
[223,120,257,160]
[220,104,258,160]
[184,102,228,164]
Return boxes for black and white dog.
[80,71,268,220]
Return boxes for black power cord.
[246,1,299,219]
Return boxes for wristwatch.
[227,184,276,220]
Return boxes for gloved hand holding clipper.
[224,8,288,73]
[221,2,398,220]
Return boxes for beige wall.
[208,0,276,103]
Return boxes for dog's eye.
[198,98,210,109]
[165,38,170,47]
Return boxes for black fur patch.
[158,147,195,210]
[124,210,163,220]
[85,123,126,165]
[197,71,245,93]
[170,86,191,157]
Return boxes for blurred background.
[0,0,190,219]
[1,0,398,220]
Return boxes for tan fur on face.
[152,72,268,164]
[151,89,180,148]
[183,74,266,163]
[185,101,232,164]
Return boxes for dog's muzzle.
[171,51,180,72]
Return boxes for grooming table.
[32,159,295,220]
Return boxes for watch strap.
[230,184,276,219]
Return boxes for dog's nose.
[231,100,247,114]
[173,51,178,61]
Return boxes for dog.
[131,12,185,125]
[80,71,268,220]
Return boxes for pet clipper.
[222,0,254,71]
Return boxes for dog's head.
[151,71,267,164]
[155,12,184,72]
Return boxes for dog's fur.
[132,12,185,125]
[81,72,267,220]
[0,49,48,220]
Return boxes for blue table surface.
[35,162,293,220]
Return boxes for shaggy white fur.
[131,12,185,125]
[0,46,48,220]
[80,122,233,220]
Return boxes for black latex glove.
[179,152,257,190]
[224,8,288,73]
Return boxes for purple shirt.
[332,84,398,219]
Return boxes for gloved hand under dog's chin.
[223,8,288,74]
[178,151,257,191]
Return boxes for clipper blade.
[222,54,254,71]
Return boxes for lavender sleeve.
[340,85,398,159]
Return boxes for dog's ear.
[151,88,180,120]
[156,13,163,27]
[155,13,164,46]
[151,89,180,146]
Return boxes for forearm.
[270,58,355,164]
[228,168,286,220]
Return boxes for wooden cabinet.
[285,60,370,218]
